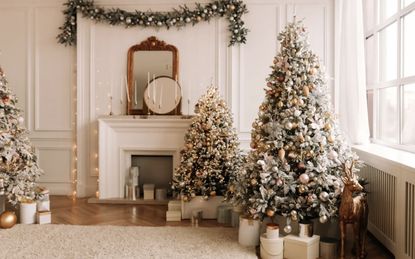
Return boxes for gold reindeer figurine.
[339,161,369,259]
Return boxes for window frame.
[364,0,415,153]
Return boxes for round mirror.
[144,76,181,114]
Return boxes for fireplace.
[96,116,191,201]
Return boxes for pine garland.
[57,0,248,46]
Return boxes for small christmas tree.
[0,67,43,205]
[234,21,358,227]
[172,86,243,201]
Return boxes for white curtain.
[335,0,370,144]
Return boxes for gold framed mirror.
[127,36,180,115]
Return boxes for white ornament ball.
[185,17,191,23]
[284,225,292,233]
[319,215,328,223]
[319,191,329,202]
[285,122,293,130]
[18,117,25,125]
[299,173,310,184]
[257,160,266,166]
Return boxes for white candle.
[124,75,130,103]
[175,82,178,103]
[134,80,137,105]
[153,74,156,104]
[147,72,150,100]
[159,84,163,108]
[120,76,123,103]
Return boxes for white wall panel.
[34,7,73,131]
[0,0,74,195]
[0,9,28,122]
[239,3,280,134]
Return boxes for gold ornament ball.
[278,148,286,161]
[210,191,216,196]
[327,135,335,143]
[0,211,17,229]
[303,85,310,97]
[277,101,284,108]
[229,4,236,10]
[324,123,332,131]
[266,209,275,217]
[182,196,189,202]
[250,178,258,186]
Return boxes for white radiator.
[355,146,415,259]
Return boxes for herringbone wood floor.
[50,196,394,258]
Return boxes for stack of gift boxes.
[36,187,51,224]
[166,200,181,221]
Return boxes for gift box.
[143,184,155,200]
[37,200,50,211]
[36,211,51,224]
[20,201,37,224]
[168,200,181,211]
[166,210,181,221]
[283,234,320,259]
[260,233,283,259]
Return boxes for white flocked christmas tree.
[0,67,43,205]
[233,20,359,230]
[171,86,243,201]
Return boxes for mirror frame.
[127,36,180,115]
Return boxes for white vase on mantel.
[238,216,261,246]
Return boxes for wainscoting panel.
[0,0,75,195]
[34,7,74,132]
[36,146,72,195]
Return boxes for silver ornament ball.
[319,191,329,202]
[299,173,310,184]
[284,224,292,233]
[319,215,328,223]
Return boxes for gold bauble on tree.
[0,211,17,229]
[266,209,275,217]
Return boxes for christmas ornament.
[276,72,285,82]
[0,211,17,229]
[319,215,328,223]
[278,149,285,161]
[299,173,310,184]
[298,185,307,193]
[327,135,335,143]
[266,209,275,217]
[284,224,292,233]
[18,116,25,125]
[319,192,329,202]
[303,86,310,97]
[210,190,216,196]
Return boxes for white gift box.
[20,202,37,224]
[36,211,51,224]
[37,200,50,211]
[168,200,181,211]
[284,234,320,259]
[238,216,261,246]
[260,233,283,259]
[143,184,155,200]
[166,210,181,221]
[181,196,223,219]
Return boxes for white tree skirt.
[0,224,256,258]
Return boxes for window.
[364,1,415,152]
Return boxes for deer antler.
[342,160,356,182]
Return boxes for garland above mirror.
[58,0,248,46]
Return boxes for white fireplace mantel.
[98,116,192,199]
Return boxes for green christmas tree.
[0,67,43,205]
[172,86,243,201]
[234,21,358,228]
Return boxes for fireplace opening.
[130,155,173,197]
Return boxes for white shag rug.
[0,224,256,259]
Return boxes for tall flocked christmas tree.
[234,21,359,228]
[0,67,43,205]
[172,86,243,201]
